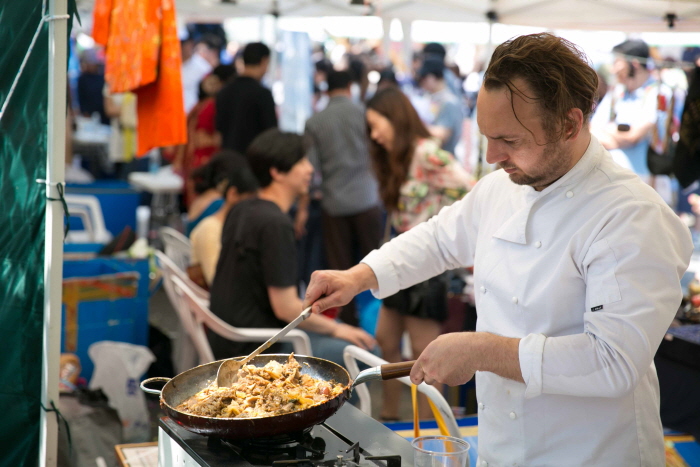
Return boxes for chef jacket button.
[512,296,518,304]
[481,461,489,467]
[535,241,542,248]
[478,402,484,410]
[509,411,517,420]
[566,190,574,198]
[480,286,486,294]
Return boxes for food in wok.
[176,354,345,419]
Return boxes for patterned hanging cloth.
[92,0,186,156]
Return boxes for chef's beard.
[500,139,568,190]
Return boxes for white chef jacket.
[362,136,693,467]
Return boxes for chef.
[303,33,693,467]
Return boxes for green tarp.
[0,1,74,464]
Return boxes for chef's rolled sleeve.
[519,333,546,399]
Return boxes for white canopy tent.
[174,0,700,32]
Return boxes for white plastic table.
[128,166,183,233]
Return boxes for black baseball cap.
[418,58,445,80]
[612,39,649,60]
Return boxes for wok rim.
[156,354,352,424]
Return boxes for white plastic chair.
[154,249,209,304]
[158,226,191,272]
[343,345,461,439]
[171,275,312,365]
[154,250,209,374]
[65,194,113,244]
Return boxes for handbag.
[647,143,676,176]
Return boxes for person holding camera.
[592,39,658,184]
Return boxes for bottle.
[136,205,151,240]
[148,149,160,173]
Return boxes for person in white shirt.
[181,37,213,113]
[303,33,693,467]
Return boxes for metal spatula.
[216,307,313,387]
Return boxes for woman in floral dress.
[366,87,472,420]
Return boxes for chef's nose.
[485,143,507,165]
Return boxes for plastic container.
[412,435,470,467]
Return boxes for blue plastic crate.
[62,256,150,381]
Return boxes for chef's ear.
[564,108,584,141]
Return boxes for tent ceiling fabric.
[175,0,700,32]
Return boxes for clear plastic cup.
[412,435,470,467]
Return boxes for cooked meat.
[175,355,345,419]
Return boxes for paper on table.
[119,445,158,467]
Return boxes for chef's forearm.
[474,332,524,383]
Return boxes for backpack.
[647,83,678,176]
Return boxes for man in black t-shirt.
[215,42,278,153]
[209,129,376,364]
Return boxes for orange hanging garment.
[92,0,186,156]
[91,0,112,47]
[94,0,160,93]
[134,0,186,155]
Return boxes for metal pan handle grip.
[380,360,416,380]
[140,377,170,395]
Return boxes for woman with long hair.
[366,86,472,420]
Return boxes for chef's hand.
[411,333,478,386]
[303,264,378,314]
[410,332,524,386]
[332,323,377,351]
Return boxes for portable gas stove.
[158,403,414,466]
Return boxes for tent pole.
[401,19,412,76]
[40,0,67,464]
[382,17,392,62]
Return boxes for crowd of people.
[163,35,478,419]
[176,37,474,396]
[69,26,700,463]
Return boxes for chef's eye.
[503,139,516,145]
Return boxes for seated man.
[208,128,376,366]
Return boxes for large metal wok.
[141,354,414,439]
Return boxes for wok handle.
[140,377,170,396]
[381,360,416,380]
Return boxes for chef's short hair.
[483,33,598,141]
[246,128,309,188]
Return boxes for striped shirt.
[304,96,379,216]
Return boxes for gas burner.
[208,429,327,465]
[270,442,401,467]
[158,404,413,467]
